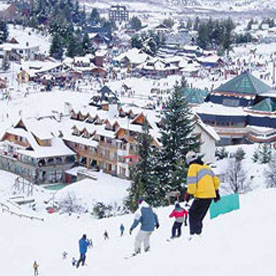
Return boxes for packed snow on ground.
[0,188,276,276]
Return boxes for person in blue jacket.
[120,223,125,236]
[129,197,159,255]
[76,234,91,268]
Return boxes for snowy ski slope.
[0,189,275,276]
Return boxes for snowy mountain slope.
[1,189,275,276]
[82,0,276,14]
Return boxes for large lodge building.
[196,71,276,145]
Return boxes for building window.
[120,167,126,176]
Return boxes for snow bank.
[55,172,130,213]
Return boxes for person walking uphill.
[76,234,91,268]
[129,197,159,255]
[169,203,188,239]
[120,223,125,236]
[185,151,220,239]
[33,261,39,276]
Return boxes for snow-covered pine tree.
[259,143,272,164]
[252,149,259,163]
[82,32,94,55]
[126,121,164,212]
[50,33,64,60]
[235,147,246,161]
[159,81,200,194]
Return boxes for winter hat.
[82,234,87,239]
[186,151,199,165]
[175,203,180,208]
[138,196,144,204]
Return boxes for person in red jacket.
[169,203,188,239]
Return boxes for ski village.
[0,0,276,275]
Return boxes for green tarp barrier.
[210,193,240,219]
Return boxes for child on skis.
[169,202,188,239]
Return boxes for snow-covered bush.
[225,158,250,194]
[265,156,276,188]
[216,147,229,160]
[58,192,86,214]
[93,202,128,219]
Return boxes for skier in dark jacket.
[185,151,220,240]
[120,224,125,236]
[169,202,188,238]
[104,230,109,240]
[76,234,90,268]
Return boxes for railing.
[0,201,44,222]
[98,141,117,150]
[214,127,248,135]
[1,208,44,222]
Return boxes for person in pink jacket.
[169,203,188,239]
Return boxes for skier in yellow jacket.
[184,151,220,239]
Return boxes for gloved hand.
[129,229,132,235]
[184,192,191,203]
[155,223,160,229]
[214,190,221,203]
[184,217,188,226]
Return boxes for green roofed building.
[250,98,276,113]
[183,88,208,105]
[207,71,273,107]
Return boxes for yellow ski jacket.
[187,163,220,199]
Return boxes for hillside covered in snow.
[0,188,275,276]
[83,0,276,14]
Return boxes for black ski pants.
[171,221,183,238]
[76,253,86,268]
[189,198,212,235]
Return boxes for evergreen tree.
[215,147,229,160]
[66,34,77,57]
[269,18,275,28]
[90,8,100,25]
[186,18,193,31]
[252,149,259,163]
[247,19,254,30]
[82,32,94,55]
[126,122,164,211]
[159,81,200,193]
[259,144,272,164]
[265,155,276,188]
[50,33,64,60]
[1,54,10,71]
[235,147,246,162]
[79,7,86,26]
[131,31,161,56]
[29,16,39,28]
[222,17,235,55]
[197,22,209,49]
[130,16,142,31]
[73,0,80,23]
[193,16,200,31]
[163,18,174,28]
[0,20,8,44]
